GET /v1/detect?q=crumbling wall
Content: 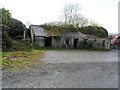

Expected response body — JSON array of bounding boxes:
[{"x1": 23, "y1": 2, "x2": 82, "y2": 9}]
[{"x1": 35, "y1": 37, "x2": 44, "y2": 47}]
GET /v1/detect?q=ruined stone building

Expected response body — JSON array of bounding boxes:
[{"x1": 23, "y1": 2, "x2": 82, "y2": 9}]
[{"x1": 28, "y1": 25, "x2": 111, "y2": 50}]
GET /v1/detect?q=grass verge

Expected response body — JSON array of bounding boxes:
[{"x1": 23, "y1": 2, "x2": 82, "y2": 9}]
[{"x1": 1, "y1": 50, "x2": 46, "y2": 71}]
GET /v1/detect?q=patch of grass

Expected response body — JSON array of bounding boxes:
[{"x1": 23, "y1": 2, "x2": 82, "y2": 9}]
[{"x1": 2, "y1": 50, "x2": 46, "y2": 71}]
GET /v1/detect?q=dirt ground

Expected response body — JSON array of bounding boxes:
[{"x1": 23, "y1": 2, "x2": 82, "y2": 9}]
[{"x1": 2, "y1": 50, "x2": 118, "y2": 88}]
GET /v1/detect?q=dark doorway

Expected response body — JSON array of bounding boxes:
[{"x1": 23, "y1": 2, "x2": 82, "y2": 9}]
[
  {"x1": 103, "y1": 40, "x2": 105, "y2": 47},
  {"x1": 74, "y1": 39, "x2": 78, "y2": 49},
  {"x1": 45, "y1": 37, "x2": 52, "y2": 47}
]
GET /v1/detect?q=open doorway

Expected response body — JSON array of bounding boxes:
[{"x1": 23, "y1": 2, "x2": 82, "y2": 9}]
[
  {"x1": 74, "y1": 39, "x2": 78, "y2": 49},
  {"x1": 45, "y1": 37, "x2": 52, "y2": 47}
]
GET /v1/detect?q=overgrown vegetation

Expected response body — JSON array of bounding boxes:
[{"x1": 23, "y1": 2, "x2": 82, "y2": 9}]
[
  {"x1": 40, "y1": 24, "x2": 108, "y2": 37},
  {"x1": 0, "y1": 8, "x2": 46, "y2": 70},
  {"x1": 1, "y1": 8, "x2": 31, "y2": 52},
  {"x1": 79, "y1": 26, "x2": 108, "y2": 37},
  {"x1": 1, "y1": 50, "x2": 45, "y2": 70}
]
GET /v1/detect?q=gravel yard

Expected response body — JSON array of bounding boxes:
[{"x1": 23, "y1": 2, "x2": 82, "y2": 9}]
[{"x1": 2, "y1": 50, "x2": 118, "y2": 88}]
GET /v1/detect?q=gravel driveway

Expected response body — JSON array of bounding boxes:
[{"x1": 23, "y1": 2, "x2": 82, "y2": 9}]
[{"x1": 2, "y1": 50, "x2": 118, "y2": 88}]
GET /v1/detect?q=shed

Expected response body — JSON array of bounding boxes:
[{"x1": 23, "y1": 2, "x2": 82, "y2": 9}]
[{"x1": 29, "y1": 25, "x2": 111, "y2": 49}]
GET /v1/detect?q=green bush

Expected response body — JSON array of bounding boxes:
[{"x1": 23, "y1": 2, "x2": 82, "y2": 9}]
[
  {"x1": 79, "y1": 26, "x2": 108, "y2": 37},
  {"x1": 32, "y1": 43, "x2": 42, "y2": 50},
  {"x1": 2, "y1": 30, "x2": 12, "y2": 52},
  {"x1": 10, "y1": 40, "x2": 32, "y2": 51}
]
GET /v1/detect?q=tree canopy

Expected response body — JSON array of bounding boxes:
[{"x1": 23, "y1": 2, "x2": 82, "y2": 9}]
[
  {"x1": 1, "y1": 8, "x2": 27, "y2": 51},
  {"x1": 1, "y1": 8, "x2": 26, "y2": 31}
]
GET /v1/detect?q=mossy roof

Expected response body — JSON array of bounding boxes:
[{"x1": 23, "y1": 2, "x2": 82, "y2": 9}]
[{"x1": 30, "y1": 25, "x2": 104, "y2": 39}]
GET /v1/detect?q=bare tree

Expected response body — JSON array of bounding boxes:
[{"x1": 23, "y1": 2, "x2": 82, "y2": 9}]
[
  {"x1": 71, "y1": 14, "x2": 89, "y2": 28},
  {"x1": 61, "y1": 3, "x2": 89, "y2": 28},
  {"x1": 62, "y1": 3, "x2": 80, "y2": 25},
  {"x1": 80, "y1": 16, "x2": 89, "y2": 27}
]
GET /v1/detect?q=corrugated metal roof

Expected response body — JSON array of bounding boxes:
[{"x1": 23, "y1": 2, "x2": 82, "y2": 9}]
[
  {"x1": 30, "y1": 25, "x2": 61, "y2": 37},
  {"x1": 30, "y1": 25, "x2": 47, "y2": 36},
  {"x1": 111, "y1": 35, "x2": 118, "y2": 44}
]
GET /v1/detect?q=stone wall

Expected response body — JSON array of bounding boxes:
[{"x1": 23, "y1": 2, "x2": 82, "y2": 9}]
[
  {"x1": 52, "y1": 37, "x2": 61, "y2": 48},
  {"x1": 35, "y1": 37, "x2": 44, "y2": 47},
  {"x1": 74, "y1": 38, "x2": 110, "y2": 50},
  {"x1": 34, "y1": 36, "x2": 110, "y2": 50}
]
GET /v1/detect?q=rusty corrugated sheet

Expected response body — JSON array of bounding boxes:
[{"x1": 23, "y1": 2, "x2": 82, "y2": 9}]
[{"x1": 111, "y1": 35, "x2": 118, "y2": 44}]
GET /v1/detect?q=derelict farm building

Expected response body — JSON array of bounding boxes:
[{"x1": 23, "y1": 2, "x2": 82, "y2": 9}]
[{"x1": 29, "y1": 25, "x2": 111, "y2": 49}]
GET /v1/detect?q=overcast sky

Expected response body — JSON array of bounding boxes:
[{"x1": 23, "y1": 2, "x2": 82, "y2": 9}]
[{"x1": 0, "y1": 0, "x2": 119, "y2": 33}]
